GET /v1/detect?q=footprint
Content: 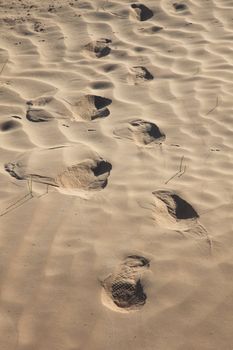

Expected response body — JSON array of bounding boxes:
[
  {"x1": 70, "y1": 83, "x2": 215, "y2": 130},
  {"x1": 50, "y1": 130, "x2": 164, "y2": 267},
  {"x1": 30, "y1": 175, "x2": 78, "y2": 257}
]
[
  {"x1": 148, "y1": 190, "x2": 213, "y2": 251},
  {"x1": 74, "y1": 95, "x2": 112, "y2": 121},
  {"x1": 5, "y1": 158, "x2": 112, "y2": 193},
  {"x1": 33, "y1": 21, "x2": 45, "y2": 32},
  {"x1": 128, "y1": 66, "x2": 154, "y2": 85},
  {"x1": 56, "y1": 159, "x2": 112, "y2": 191},
  {"x1": 152, "y1": 190, "x2": 199, "y2": 230},
  {"x1": 114, "y1": 119, "x2": 165, "y2": 146},
  {"x1": 101, "y1": 255, "x2": 150, "y2": 313},
  {"x1": 173, "y1": 3, "x2": 187, "y2": 11},
  {"x1": 26, "y1": 108, "x2": 54, "y2": 122},
  {"x1": 138, "y1": 26, "x2": 163, "y2": 34},
  {"x1": 84, "y1": 38, "x2": 111, "y2": 58},
  {"x1": 0, "y1": 120, "x2": 21, "y2": 132},
  {"x1": 131, "y1": 4, "x2": 154, "y2": 21}
]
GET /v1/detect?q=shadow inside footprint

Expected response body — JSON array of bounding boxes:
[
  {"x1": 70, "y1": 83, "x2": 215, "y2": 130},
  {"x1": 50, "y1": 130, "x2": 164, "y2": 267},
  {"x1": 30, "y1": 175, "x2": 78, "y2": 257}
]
[
  {"x1": 131, "y1": 3, "x2": 154, "y2": 21},
  {"x1": 173, "y1": 3, "x2": 187, "y2": 11},
  {"x1": 93, "y1": 96, "x2": 112, "y2": 109},
  {"x1": 171, "y1": 194, "x2": 199, "y2": 220},
  {"x1": 91, "y1": 160, "x2": 112, "y2": 177},
  {"x1": 153, "y1": 190, "x2": 199, "y2": 221}
]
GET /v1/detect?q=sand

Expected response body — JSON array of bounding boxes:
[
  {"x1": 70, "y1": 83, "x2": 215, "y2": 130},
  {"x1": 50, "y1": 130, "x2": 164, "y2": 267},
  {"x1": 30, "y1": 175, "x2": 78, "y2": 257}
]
[{"x1": 0, "y1": 0, "x2": 233, "y2": 349}]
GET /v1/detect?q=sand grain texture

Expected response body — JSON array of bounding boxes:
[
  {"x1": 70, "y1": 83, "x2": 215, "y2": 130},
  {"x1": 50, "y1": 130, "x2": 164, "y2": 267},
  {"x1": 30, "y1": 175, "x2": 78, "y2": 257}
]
[{"x1": 0, "y1": 0, "x2": 233, "y2": 349}]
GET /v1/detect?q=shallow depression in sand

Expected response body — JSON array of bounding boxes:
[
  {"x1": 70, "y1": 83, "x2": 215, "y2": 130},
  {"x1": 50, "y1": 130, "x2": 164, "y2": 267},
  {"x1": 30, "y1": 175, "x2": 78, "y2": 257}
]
[
  {"x1": 1, "y1": 0, "x2": 233, "y2": 348},
  {"x1": 114, "y1": 119, "x2": 165, "y2": 146},
  {"x1": 128, "y1": 66, "x2": 154, "y2": 85},
  {"x1": 26, "y1": 108, "x2": 54, "y2": 122},
  {"x1": 56, "y1": 159, "x2": 112, "y2": 191},
  {"x1": 152, "y1": 190, "x2": 199, "y2": 230},
  {"x1": 5, "y1": 159, "x2": 112, "y2": 193},
  {"x1": 71, "y1": 95, "x2": 112, "y2": 121},
  {"x1": 131, "y1": 3, "x2": 154, "y2": 21},
  {"x1": 84, "y1": 38, "x2": 112, "y2": 58},
  {"x1": 101, "y1": 255, "x2": 150, "y2": 313}
]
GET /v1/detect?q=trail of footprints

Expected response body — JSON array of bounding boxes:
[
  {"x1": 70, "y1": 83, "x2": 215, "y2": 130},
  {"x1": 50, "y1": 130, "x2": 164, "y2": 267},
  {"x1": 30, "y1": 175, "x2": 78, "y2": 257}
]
[{"x1": 2, "y1": 1, "x2": 212, "y2": 314}]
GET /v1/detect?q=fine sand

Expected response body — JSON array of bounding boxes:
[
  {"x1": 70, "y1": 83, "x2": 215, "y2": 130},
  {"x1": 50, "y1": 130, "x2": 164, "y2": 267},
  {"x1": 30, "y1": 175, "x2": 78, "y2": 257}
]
[{"x1": 0, "y1": 0, "x2": 233, "y2": 349}]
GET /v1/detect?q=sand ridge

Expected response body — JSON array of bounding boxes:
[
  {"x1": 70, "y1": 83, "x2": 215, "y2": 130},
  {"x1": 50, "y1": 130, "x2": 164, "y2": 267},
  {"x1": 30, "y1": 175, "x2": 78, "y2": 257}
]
[{"x1": 0, "y1": 0, "x2": 233, "y2": 349}]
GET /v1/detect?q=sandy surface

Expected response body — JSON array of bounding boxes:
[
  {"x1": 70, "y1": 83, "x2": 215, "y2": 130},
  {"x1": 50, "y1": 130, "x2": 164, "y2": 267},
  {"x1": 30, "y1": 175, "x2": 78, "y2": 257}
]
[{"x1": 0, "y1": 0, "x2": 233, "y2": 349}]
